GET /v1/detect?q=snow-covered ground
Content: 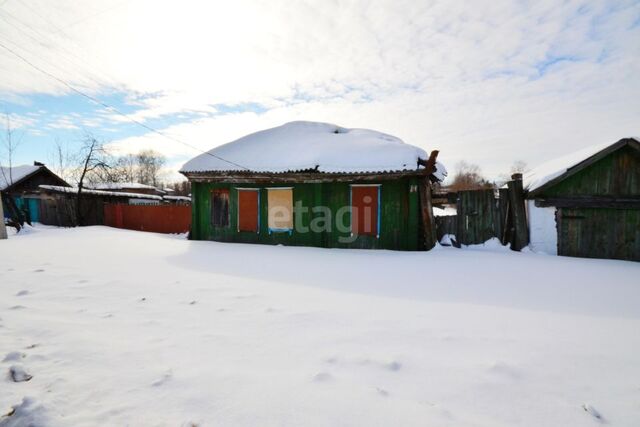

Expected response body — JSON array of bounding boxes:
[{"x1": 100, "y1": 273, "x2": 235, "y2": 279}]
[{"x1": 1, "y1": 226, "x2": 639, "y2": 426}]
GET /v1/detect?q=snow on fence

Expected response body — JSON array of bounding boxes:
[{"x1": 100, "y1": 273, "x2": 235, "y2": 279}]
[{"x1": 104, "y1": 204, "x2": 191, "y2": 234}]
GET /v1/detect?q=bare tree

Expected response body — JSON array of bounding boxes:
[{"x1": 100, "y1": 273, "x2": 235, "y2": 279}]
[
  {"x1": 510, "y1": 160, "x2": 528, "y2": 175},
  {"x1": 48, "y1": 138, "x2": 74, "y2": 184},
  {"x1": 166, "y1": 180, "x2": 191, "y2": 196},
  {"x1": 115, "y1": 153, "x2": 137, "y2": 182},
  {"x1": 497, "y1": 160, "x2": 530, "y2": 185},
  {"x1": 136, "y1": 149, "x2": 165, "y2": 186},
  {"x1": 448, "y1": 161, "x2": 493, "y2": 192},
  {"x1": 1, "y1": 113, "x2": 23, "y2": 187},
  {"x1": 75, "y1": 133, "x2": 109, "y2": 225}
]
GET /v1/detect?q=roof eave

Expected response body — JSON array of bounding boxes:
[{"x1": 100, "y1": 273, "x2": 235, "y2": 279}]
[
  {"x1": 180, "y1": 169, "x2": 431, "y2": 184},
  {"x1": 528, "y1": 138, "x2": 640, "y2": 198}
]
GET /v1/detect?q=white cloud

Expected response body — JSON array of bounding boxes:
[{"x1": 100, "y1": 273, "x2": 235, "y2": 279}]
[{"x1": 0, "y1": 0, "x2": 638, "y2": 179}]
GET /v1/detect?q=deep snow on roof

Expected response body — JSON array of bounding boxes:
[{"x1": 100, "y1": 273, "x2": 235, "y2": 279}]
[
  {"x1": 524, "y1": 137, "x2": 639, "y2": 192},
  {"x1": 0, "y1": 164, "x2": 41, "y2": 190},
  {"x1": 180, "y1": 121, "x2": 445, "y2": 178}
]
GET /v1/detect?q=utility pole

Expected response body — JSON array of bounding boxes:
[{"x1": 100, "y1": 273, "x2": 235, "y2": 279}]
[{"x1": 0, "y1": 194, "x2": 7, "y2": 239}]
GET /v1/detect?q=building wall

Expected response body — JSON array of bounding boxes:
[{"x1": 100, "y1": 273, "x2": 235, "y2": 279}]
[
  {"x1": 190, "y1": 177, "x2": 422, "y2": 250},
  {"x1": 532, "y1": 144, "x2": 640, "y2": 261}
]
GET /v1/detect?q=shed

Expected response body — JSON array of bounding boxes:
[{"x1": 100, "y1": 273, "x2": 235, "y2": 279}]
[
  {"x1": 180, "y1": 121, "x2": 446, "y2": 250},
  {"x1": 1, "y1": 162, "x2": 69, "y2": 224},
  {"x1": 525, "y1": 137, "x2": 640, "y2": 261}
]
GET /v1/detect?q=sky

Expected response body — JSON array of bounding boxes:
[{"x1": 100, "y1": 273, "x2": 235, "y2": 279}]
[{"x1": 0, "y1": 0, "x2": 638, "y2": 183}]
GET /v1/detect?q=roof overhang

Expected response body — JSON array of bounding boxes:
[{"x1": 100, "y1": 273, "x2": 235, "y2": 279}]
[
  {"x1": 181, "y1": 169, "x2": 431, "y2": 184},
  {"x1": 528, "y1": 137, "x2": 640, "y2": 198}
]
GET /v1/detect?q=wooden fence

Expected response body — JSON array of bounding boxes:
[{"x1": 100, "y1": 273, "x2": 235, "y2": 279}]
[
  {"x1": 104, "y1": 203, "x2": 191, "y2": 234},
  {"x1": 435, "y1": 175, "x2": 529, "y2": 250},
  {"x1": 39, "y1": 195, "x2": 105, "y2": 227}
]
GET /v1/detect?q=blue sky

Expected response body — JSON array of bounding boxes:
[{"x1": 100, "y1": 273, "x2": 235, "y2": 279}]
[{"x1": 0, "y1": 0, "x2": 638, "y2": 182}]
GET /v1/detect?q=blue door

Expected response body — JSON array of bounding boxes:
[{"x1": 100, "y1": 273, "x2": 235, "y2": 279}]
[{"x1": 27, "y1": 198, "x2": 40, "y2": 223}]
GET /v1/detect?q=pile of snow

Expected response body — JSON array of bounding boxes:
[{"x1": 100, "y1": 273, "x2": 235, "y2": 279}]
[
  {"x1": 180, "y1": 121, "x2": 447, "y2": 180},
  {"x1": 1, "y1": 227, "x2": 639, "y2": 426},
  {"x1": 39, "y1": 185, "x2": 163, "y2": 201},
  {"x1": 524, "y1": 137, "x2": 639, "y2": 192},
  {"x1": 163, "y1": 195, "x2": 191, "y2": 202},
  {"x1": 0, "y1": 165, "x2": 41, "y2": 190},
  {"x1": 433, "y1": 205, "x2": 457, "y2": 216}
]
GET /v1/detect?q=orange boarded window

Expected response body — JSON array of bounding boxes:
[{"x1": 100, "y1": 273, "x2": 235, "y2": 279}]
[
  {"x1": 237, "y1": 189, "x2": 260, "y2": 232},
  {"x1": 351, "y1": 185, "x2": 380, "y2": 236}
]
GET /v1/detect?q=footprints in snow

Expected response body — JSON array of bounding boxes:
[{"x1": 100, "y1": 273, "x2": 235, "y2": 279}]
[
  {"x1": 151, "y1": 370, "x2": 173, "y2": 387},
  {"x1": 582, "y1": 404, "x2": 605, "y2": 423},
  {"x1": 312, "y1": 372, "x2": 333, "y2": 382},
  {"x1": 8, "y1": 365, "x2": 33, "y2": 382},
  {"x1": 487, "y1": 361, "x2": 522, "y2": 381},
  {"x1": 314, "y1": 355, "x2": 403, "y2": 397},
  {"x1": 3, "y1": 346, "x2": 39, "y2": 383},
  {"x1": 2, "y1": 352, "x2": 25, "y2": 362}
]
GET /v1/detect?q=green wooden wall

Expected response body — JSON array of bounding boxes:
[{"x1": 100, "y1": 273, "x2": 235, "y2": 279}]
[
  {"x1": 543, "y1": 145, "x2": 640, "y2": 197},
  {"x1": 538, "y1": 145, "x2": 640, "y2": 261},
  {"x1": 190, "y1": 177, "x2": 422, "y2": 250},
  {"x1": 557, "y1": 208, "x2": 640, "y2": 261}
]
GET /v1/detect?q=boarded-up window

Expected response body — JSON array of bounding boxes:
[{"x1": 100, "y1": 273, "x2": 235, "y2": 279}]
[
  {"x1": 351, "y1": 185, "x2": 380, "y2": 236},
  {"x1": 237, "y1": 189, "x2": 260, "y2": 232},
  {"x1": 267, "y1": 188, "x2": 293, "y2": 233},
  {"x1": 211, "y1": 189, "x2": 229, "y2": 227}
]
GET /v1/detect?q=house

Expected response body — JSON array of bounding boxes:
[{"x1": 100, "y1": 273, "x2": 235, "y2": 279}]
[
  {"x1": 180, "y1": 121, "x2": 446, "y2": 250},
  {"x1": 1, "y1": 162, "x2": 69, "y2": 224},
  {"x1": 525, "y1": 137, "x2": 640, "y2": 262}
]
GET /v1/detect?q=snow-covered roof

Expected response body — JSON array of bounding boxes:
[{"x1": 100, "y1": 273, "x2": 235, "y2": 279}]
[
  {"x1": 163, "y1": 195, "x2": 191, "y2": 202},
  {"x1": 180, "y1": 121, "x2": 446, "y2": 180},
  {"x1": 0, "y1": 164, "x2": 41, "y2": 190},
  {"x1": 89, "y1": 182, "x2": 160, "y2": 191},
  {"x1": 525, "y1": 137, "x2": 639, "y2": 193},
  {"x1": 39, "y1": 185, "x2": 163, "y2": 200}
]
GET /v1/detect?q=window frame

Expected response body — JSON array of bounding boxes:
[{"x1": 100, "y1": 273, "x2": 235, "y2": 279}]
[
  {"x1": 236, "y1": 188, "x2": 261, "y2": 233},
  {"x1": 349, "y1": 184, "x2": 381, "y2": 238}
]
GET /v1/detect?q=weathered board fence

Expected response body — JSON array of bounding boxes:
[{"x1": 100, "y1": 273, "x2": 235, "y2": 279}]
[
  {"x1": 104, "y1": 204, "x2": 191, "y2": 234},
  {"x1": 39, "y1": 195, "x2": 104, "y2": 227},
  {"x1": 435, "y1": 175, "x2": 529, "y2": 251}
]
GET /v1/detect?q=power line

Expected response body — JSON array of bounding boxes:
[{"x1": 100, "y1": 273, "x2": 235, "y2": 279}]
[
  {"x1": 0, "y1": 40, "x2": 250, "y2": 171},
  {"x1": 0, "y1": 7, "x2": 117, "y2": 88}
]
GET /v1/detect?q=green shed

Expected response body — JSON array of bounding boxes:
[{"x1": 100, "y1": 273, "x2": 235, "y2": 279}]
[
  {"x1": 180, "y1": 121, "x2": 446, "y2": 251},
  {"x1": 526, "y1": 137, "x2": 640, "y2": 262}
]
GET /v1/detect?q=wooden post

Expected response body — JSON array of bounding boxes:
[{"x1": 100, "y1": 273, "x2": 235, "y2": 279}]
[
  {"x1": 418, "y1": 177, "x2": 436, "y2": 250},
  {"x1": 417, "y1": 150, "x2": 439, "y2": 250},
  {"x1": 507, "y1": 173, "x2": 529, "y2": 251},
  {"x1": 0, "y1": 192, "x2": 7, "y2": 239}
]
